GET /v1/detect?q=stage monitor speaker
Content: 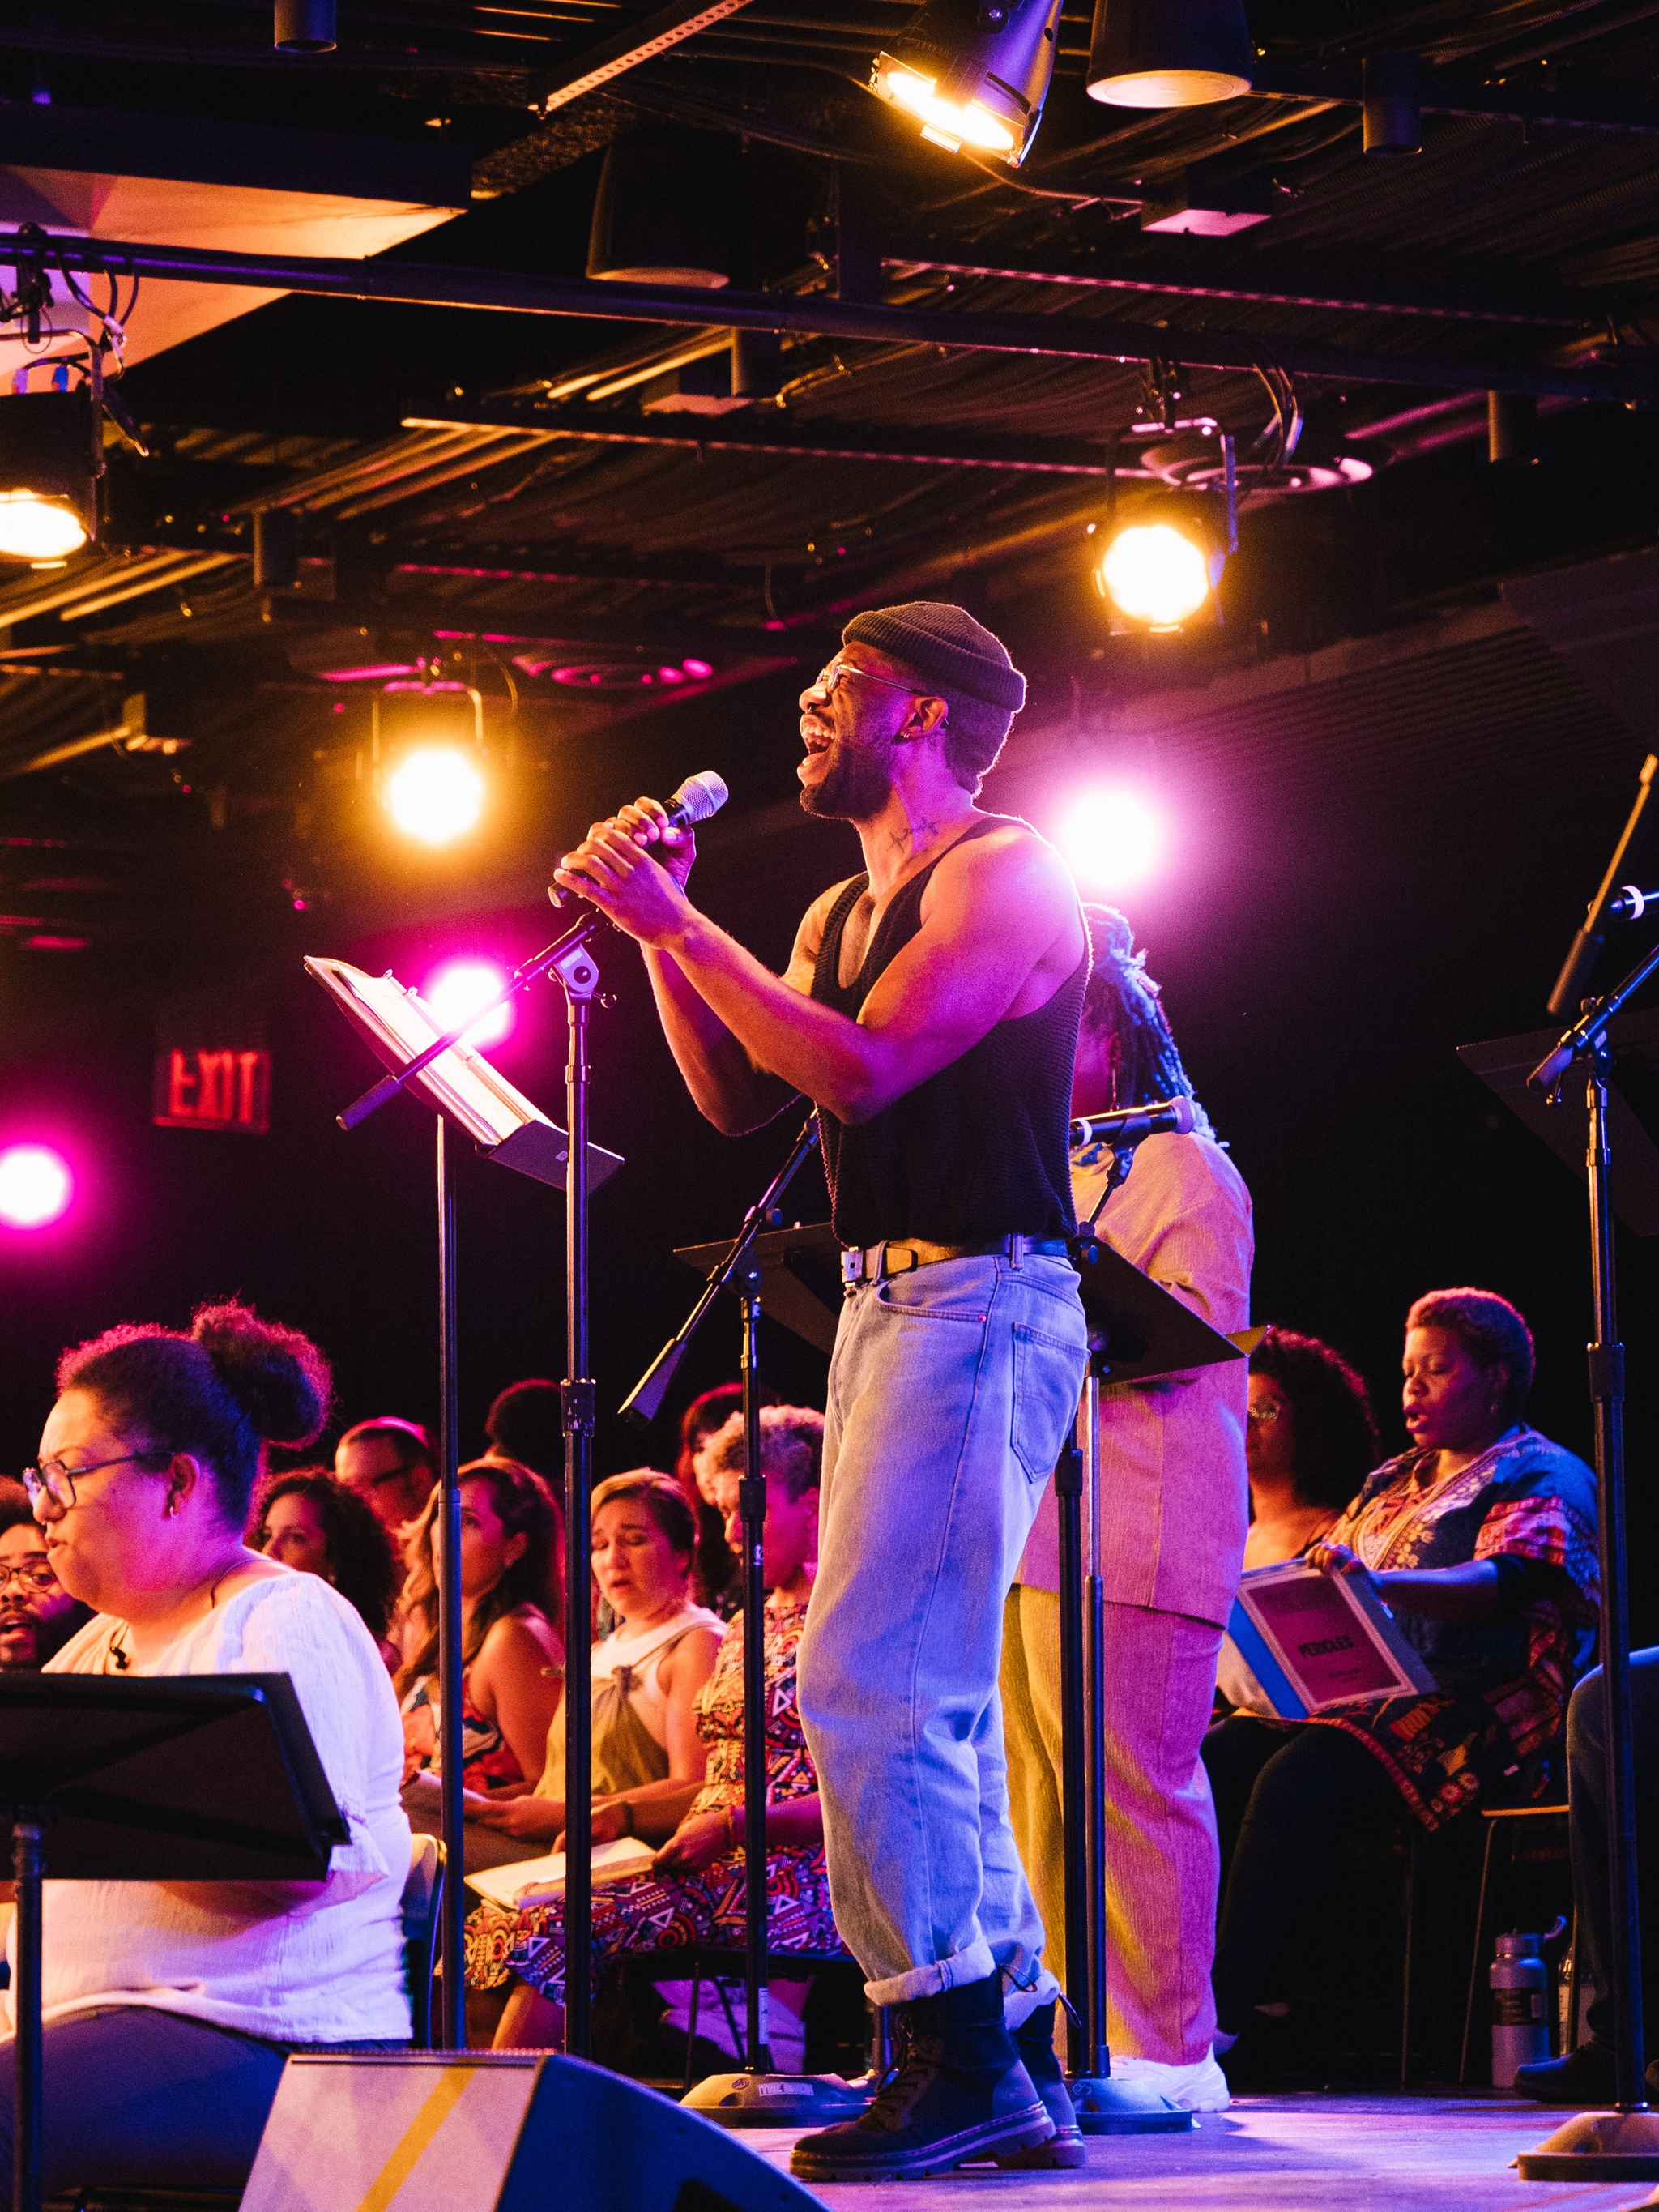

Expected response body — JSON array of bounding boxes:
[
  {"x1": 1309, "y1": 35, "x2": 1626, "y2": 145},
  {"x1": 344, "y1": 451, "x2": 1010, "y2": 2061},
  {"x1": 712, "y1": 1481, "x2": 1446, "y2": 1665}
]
[{"x1": 241, "y1": 2051, "x2": 825, "y2": 2212}]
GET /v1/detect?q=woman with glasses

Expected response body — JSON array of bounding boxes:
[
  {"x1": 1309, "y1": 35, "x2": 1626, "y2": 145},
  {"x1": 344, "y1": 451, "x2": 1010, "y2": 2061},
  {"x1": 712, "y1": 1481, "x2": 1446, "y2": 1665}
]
[
  {"x1": 0, "y1": 1482, "x2": 90, "y2": 1669},
  {"x1": 13, "y1": 1300, "x2": 413, "y2": 2197},
  {"x1": 1240, "y1": 1328, "x2": 1380, "y2": 1573}
]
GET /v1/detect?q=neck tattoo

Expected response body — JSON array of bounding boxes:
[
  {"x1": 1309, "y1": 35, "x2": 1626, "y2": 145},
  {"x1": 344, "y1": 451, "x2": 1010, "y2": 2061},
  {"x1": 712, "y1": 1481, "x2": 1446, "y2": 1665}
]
[{"x1": 889, "y1": 815, "x2": 942, "y2": 853}]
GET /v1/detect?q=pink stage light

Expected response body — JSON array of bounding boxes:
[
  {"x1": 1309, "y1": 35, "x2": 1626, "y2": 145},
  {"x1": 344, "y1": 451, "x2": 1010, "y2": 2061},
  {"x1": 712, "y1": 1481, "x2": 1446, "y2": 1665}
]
[
  {"x1": 1058, "y1": 788, "x2": 1165, "y2": 891},
  {"x1": 0, "y1": 1144, "x2": 73, "y2": 1229},
  {"x1": 423, "y1": 960, "x2": 513, "y2": 1049}
]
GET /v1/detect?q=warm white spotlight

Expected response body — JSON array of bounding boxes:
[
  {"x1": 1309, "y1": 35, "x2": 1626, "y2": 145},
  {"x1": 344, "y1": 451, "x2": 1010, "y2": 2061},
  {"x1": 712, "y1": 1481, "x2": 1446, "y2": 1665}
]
[
  {"x1": 0, "y1": 1144, "x2": 73, "y2": 1230},
  {"x1": 385, "y1": 746, "x2": 485, "y2": 844},
  {"x1": 1098, "y1": 522, "x2": 1213, "y2": 629},
  {"x1": 876, "y1": 59, "x2": 1020, "y2": 153},
  {"x1": 0, "y1": 494, "x2": 87, "y2": 562},
  {"x1": 1060, "y1": 791, "x2": 1165, "y2": 890},
  {"x1": 424, "y1": 960, "x2": 513, "y2": 1049}
]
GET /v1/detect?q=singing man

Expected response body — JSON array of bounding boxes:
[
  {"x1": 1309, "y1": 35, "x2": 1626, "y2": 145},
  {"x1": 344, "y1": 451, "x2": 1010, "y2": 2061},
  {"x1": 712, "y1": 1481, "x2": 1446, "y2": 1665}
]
[{"x1": 553, "y1": 602, "x2": 1089, "y2": 2181}]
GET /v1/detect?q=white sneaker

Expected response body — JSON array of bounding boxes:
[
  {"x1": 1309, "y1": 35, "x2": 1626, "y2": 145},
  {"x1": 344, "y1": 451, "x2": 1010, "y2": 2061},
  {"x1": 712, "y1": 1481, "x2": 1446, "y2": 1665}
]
[{"x1": 1105, "y1": 2052, "x2": 1231, "y2": 2112}]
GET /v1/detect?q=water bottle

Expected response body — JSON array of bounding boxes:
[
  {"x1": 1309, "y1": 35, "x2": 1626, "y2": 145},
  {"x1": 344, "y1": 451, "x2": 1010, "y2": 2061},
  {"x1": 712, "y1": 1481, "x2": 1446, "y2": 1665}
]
[{"x1": 1491, "y1": 1931, "x2": 1550, "y2": 2086}]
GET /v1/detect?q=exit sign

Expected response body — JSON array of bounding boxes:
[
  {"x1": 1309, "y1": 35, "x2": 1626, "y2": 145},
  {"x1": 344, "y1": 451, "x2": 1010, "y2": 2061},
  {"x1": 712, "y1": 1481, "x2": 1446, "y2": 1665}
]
[{"x1": 153, "y1": 1048, "x2": 271, "y2": 1134}]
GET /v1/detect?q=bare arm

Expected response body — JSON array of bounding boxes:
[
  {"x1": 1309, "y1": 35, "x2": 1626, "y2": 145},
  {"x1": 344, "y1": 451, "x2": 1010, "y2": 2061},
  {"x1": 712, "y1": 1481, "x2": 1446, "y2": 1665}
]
[
  {"x1": 469, "y1": 1615, "x2": 565, "y2": 1787},
  {"x1": 641, "y1": 882, "x2": 842, "y2": 1134},
  {"x1": 556, "y1": 809, "x2": 1082, "y2": 1125},
  {"x1": 1311, "y1": 1544, "x2": 1505, "y2": 1624}
]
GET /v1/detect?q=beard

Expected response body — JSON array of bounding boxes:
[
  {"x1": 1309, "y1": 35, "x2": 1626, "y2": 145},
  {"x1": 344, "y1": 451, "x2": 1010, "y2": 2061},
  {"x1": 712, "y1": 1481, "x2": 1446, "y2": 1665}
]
[{"x1": 800, "y1": 729, "x2": 897, "y2": 821}]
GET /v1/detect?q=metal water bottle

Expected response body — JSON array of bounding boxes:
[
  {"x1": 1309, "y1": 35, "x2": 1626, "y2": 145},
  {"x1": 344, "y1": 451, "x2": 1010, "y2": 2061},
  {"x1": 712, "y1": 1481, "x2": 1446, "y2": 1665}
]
[{"x1": 1491, "y1": 1931, "x2": 1550, "y2": 2085}]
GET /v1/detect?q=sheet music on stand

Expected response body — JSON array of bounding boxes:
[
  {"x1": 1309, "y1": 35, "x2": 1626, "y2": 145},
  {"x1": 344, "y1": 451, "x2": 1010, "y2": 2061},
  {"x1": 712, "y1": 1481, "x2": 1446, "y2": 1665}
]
[{"x1": 305, "y1": 956, "x2": 622, "y2": 1194}]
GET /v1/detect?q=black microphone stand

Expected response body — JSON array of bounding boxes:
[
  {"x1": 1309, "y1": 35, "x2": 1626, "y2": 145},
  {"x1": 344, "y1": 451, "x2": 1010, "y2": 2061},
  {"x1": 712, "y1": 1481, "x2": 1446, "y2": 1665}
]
[
  {"x1": 624, "y1": 1117, "x2": 868, "y2": 2128},
  {"x1": 334, "y1": 901, "x2": 614, "y2": 2057},
  {"x1": 1520, "y1": 928, "x2": 1659, "y2": 2180}
]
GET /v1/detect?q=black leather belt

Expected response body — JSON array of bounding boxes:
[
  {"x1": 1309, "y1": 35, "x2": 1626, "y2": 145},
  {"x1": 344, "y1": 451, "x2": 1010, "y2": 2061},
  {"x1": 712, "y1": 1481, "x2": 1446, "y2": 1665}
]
[{"x1": 840, "y1": 1233, "x2": 1073, "y2": 1292}]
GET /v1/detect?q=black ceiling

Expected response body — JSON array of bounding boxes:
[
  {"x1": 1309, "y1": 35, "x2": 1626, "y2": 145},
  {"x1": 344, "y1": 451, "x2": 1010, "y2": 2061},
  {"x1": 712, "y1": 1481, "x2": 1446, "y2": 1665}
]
[{"x1": 4, "y1": 0, "x2": 1659, "y2": 1036}]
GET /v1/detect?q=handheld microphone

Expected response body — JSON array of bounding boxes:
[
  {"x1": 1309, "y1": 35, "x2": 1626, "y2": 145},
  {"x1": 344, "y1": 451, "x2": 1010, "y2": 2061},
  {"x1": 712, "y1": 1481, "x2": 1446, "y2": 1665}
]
[
  {"x1": 548, "y1": 771, "x2": 728, "y2": 908},
  {"x1": 1070, "y1": 1095, "x2": 1196, "y2": 1150},
  {"x1": 1608, "y1": 884, "x2": 1659, "y2": 922}
]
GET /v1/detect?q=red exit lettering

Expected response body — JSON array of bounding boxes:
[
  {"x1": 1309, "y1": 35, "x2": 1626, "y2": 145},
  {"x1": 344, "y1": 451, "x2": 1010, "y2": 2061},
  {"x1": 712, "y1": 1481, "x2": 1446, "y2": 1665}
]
[{"x1": 154, "y1": 1048, "x2": 271, "y2": 1134}]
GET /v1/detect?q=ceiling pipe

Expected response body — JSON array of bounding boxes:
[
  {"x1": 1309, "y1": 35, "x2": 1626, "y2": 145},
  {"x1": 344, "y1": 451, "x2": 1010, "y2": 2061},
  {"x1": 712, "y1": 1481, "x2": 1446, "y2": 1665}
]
[{"x1": 30, "y1": 232, "x2": 1656, "y2": 405}]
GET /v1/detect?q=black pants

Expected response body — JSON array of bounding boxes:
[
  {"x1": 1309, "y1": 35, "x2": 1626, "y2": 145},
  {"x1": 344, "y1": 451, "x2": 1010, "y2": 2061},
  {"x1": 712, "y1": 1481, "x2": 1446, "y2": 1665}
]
[
  {"x1": 1202, "y1": 1715, "x2": 1404, "y2": 2036},
  {"x1": 1567, "y1": 1649, "x2": 1659, "y2": 2051}
]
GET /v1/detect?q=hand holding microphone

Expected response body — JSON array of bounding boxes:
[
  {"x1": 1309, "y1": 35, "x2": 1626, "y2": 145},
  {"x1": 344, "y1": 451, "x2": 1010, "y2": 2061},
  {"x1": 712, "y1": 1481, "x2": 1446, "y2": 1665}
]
[{"x1": 551, "y1": 770, "x2": 728, "y2": 943}]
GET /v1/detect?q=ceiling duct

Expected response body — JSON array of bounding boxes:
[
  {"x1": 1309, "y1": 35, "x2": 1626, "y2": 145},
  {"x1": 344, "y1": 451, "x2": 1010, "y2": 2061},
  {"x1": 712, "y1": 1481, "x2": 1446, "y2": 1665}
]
[{"x1": 586, "y1": 130, "x2": 741, "y2": 289}]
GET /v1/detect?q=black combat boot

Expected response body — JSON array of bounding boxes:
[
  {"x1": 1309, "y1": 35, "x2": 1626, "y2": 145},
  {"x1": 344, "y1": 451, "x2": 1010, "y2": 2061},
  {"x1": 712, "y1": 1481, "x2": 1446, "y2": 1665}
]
[
  {"x1": 789, "y1": 1972, "x2": 1053, "y2": 2183},
  {"x1": 1000, "y1": 2001, "x2": 1086, "y2": 2167}
]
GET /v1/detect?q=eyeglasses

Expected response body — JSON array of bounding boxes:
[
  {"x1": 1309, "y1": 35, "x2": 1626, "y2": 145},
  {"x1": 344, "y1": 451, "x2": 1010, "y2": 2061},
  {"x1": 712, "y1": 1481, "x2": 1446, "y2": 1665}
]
[
  {"x1": 807, "y1": 660, "x2": 931, "y2": 702},
  {"x1": 21, "y1": 1450, "x2": 168, "y2": 1510},
  {"x1": 0, "y1": 1561, "x2": 59, "y2": 1594},
  {"x1": 1246, "y1": 1403, "x2": 1283, "y2": 1428}
]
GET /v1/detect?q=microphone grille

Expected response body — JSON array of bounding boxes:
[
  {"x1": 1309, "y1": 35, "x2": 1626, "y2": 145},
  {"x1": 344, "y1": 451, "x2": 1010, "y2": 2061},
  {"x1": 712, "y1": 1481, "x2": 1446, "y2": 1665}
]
[
  {"x1": 673, "y1": 770, "x2": 729, "y2": 826},
  {"x1": 1170, "y1": 1095, "x2": 1196, "y2": 1135}
]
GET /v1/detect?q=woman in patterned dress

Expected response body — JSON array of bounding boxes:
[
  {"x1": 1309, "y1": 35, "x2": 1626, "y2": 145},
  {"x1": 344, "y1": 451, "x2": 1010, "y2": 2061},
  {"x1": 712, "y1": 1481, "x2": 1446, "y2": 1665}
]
[
  {"x1": 467, "y1": 1407, "x2": 846, "y2": 2051},
  {"x1": 1204, "y1": 1287, "x2": 1597, "y2": 2053}
]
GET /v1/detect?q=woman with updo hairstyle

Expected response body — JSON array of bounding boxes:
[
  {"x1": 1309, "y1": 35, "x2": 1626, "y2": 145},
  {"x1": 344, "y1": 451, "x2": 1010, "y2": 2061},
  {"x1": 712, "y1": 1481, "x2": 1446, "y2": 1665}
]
[
  {"x1": 18, "y1": 1300, "x2": 413, "y2": 2196},
  {"x1": 1203, "y1": 1287, "x2": 1598, "y2": 2077},
  {"x1": 249, "y1": 1467, "x2": 402, "y2": 1669}
]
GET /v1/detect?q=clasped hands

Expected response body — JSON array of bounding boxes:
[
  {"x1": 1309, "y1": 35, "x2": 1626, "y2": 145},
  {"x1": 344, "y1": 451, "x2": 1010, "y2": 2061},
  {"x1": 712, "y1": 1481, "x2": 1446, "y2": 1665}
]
[
  {"x1": 552, "y1": 797, "x2": 698, "y2": 949},
  {"x1": 468, "y1": 1790, "x2": 736, "y2": 1873}
]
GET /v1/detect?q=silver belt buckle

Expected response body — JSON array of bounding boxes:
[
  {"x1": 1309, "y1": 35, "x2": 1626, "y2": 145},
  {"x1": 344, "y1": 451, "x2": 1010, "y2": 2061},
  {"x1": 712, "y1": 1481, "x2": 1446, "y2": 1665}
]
[{"x1": 840, "y1": 1246, "x2": 864, "y2": 1294}]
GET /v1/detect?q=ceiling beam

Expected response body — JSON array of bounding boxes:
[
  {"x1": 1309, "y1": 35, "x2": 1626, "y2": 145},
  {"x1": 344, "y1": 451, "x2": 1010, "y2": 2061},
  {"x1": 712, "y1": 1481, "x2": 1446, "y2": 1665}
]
[
  {"x1": 526, "y1": 0, "x2": 755, "y2": 116},
  {"x1": 1249, "y1": 62, "x2": 1659, "y2": 136},
  {"x1": 881, "y1": 237, "x2": 1606, "y2": 330},
  {"x1": 402, "y1": 403, "x2": 1120, "y2": 473},
  {"x1": 35, "y1": 233, "x2": 1657, "y2": 405}
]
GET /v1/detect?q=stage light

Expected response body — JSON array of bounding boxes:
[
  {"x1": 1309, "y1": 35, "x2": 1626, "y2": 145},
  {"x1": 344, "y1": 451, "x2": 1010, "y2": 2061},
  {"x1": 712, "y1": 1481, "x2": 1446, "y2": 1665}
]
[
  {"x1": 385, "y1": 746, "x2": 485, "y2": 844},
  {"x1": 871, "y1": 0, "x2": 1065, "y2": 166},
  {"x1": 424, "y1": 960, "x2": 513, "y2": 1049},
  {"x1": 1097, "y1": 520, "x2": 1214, "y2": 629},
  {"x1": 0, "y1": 1144, "x2": 72, "y2": 1230},
  {"x1": 275, "y1": 0, "x2": 336, "y2": 51},
  {"x1": 586, "y1": 129, "x2": 740, "y2": 287},
  {"x1": 1086, "y1": 0, "x2": 1253, "y2": 107},
  {"x1": 0, "y1": 392, "x2": 97, "y2": 563},
  {"x1": 1060, "y1": 790, "x2": 1164, "y2": 890}
]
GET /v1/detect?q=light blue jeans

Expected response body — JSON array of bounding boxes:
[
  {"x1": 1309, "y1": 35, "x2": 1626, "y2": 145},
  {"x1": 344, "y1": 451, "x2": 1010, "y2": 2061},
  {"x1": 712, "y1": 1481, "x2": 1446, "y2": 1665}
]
[{"x1": 796, "y1": 1250, "x2": 1088, "y2": 2013}]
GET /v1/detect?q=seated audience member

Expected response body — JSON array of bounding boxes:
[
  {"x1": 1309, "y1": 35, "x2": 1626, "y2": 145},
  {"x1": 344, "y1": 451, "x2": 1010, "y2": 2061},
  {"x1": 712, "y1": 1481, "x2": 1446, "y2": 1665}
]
[
  {"x1": 675, "y1": 1384, "x2": 744, "y2": 1617},
  {"x1": 1204, "y1": 1289, "x2": 1597, "y2": 2069},
  {"x1": 249, "y1": 1467, "x2": 403, "y2": 1671},
  {"x1": 464, "y1": 1471, "x2": 722, "y2": 1873},
  {"x1": 399, "y1": 1458, "x2": 564, "y2": 1843},
  {"x1": 0, "y1": 1479, "x2": 92, "y2": 1669},
  {"x1": 1515, "y1": 1655, "x2": 1659, "y2": 2103},
  {"x1": 12, "y1": 1300, "x2": 412, "y2": 2195},
  {"x1": 467, "y1": 1405, "x2": 838, "y2": 2053},
  {"x1": 1243, "y1": 1327, "x2": 1380, "y2": 1568},
  {"x1": 335, "y1": 1416, "x2": 436, "y2": 1542}
]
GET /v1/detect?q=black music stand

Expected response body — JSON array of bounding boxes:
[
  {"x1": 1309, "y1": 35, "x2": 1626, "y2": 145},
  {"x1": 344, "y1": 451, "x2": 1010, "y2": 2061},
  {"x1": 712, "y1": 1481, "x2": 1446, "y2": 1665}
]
[
  {"x1": 309, "y1": 952, "x2": 623, "y2": 2052},
  {"x1": 0, "y1": 1672, "x2": 347, "y2": 2212},
  {"x1": 623, "y1": 1146, "x2": 864, "y2": 2130},
  {"x1": 1056, "y1": 1228, "x2": 1243, "y2": 2133}
]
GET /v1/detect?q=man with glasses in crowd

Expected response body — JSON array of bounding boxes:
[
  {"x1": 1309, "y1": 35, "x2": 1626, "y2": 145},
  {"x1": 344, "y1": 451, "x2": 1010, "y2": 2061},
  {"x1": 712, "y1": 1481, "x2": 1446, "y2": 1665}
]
[
  {"x1": 0, "y1": 1480, "x2": 90, "y2": 1669},
  {"x1": 334, "y1": 1416, "x2": 436, "y2": 1543},
  {"x1": 554, "y1": 602, "x2": 1090, "y2": 2182}
]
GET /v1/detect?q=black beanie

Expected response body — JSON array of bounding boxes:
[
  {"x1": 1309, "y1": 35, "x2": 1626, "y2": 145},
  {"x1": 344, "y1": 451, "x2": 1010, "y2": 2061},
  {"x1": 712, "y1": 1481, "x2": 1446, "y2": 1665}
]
[{"x1": 841, "y1": 602, "x2": 1026, "y2": 792}]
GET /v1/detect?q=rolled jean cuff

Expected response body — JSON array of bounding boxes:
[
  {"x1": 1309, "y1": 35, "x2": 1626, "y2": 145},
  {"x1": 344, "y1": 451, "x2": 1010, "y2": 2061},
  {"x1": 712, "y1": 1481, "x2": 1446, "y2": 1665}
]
[
  {"x1": 1002, "y1": 1963, "x2": 1062, "y2": 2029},
  {"x1": 864, "y1": 1937, "x2": 996, "y2": 2009}
]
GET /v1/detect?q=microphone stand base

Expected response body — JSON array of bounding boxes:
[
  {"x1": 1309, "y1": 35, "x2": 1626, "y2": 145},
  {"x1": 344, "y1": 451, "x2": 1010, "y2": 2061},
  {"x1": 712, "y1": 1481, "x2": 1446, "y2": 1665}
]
[
  {"x1": 1518, "y1": 2107, "x2": 1659, "y2": 2180},
  {"x1": 1068, "y1": 2072, "x2": 1195, "y2": 2134},
  {"x1": 682, "y1": 2070, "x2": 872, "y2": 2129}
]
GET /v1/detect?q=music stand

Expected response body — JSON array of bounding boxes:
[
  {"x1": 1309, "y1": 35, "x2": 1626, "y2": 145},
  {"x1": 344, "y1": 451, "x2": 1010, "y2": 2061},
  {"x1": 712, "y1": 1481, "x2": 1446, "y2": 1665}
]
[
  {"x1": 0, "y1": 1672, "x2": 347, "y2": 2212},
  {"x1": 1052, "y1": 1232, "x2": 1242, "y2": 2133},
  {"x1": 309, "y1": 954, "x2": 623, "y2": 2052}
]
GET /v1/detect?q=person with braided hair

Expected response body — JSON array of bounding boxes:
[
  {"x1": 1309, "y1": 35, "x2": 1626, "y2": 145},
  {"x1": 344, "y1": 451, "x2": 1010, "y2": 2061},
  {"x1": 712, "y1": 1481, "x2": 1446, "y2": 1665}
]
[{"x1": 1001, "y1": 905, "x2": 1253, "y2": 2115}]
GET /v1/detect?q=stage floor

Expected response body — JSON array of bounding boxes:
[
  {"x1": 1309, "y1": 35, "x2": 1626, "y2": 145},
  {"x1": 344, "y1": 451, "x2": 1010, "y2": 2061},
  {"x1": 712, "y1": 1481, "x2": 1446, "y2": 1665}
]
[{"x1": 743, "y1": 2090, "x2": 1655, "y2": 2210}]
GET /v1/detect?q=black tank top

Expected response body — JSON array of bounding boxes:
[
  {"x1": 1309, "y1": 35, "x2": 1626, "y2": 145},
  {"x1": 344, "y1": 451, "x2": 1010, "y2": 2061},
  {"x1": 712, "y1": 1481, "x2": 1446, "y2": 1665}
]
[{"x1": 809, "y1": 815, "x2": 1087, "y2": 1247}]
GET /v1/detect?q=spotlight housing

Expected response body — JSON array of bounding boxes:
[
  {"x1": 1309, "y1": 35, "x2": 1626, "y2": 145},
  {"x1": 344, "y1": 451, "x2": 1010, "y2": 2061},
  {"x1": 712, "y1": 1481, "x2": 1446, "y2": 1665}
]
[
  {"x1": 871, "y1": 0, "x2": 1065, "y2": 167},
  {"x1": 275, "y1": 0, "x2": 336, "y2": 52},
  {"x1": 373, "y1": 682, "x2": 488, "y2": 846},
  {"x1": 1094, "y1": 497, "x2": 1230, "y2": 630},
  {"x1": 0, "y1": 391, "x2": 96, "y2": 563},
  {"x1": 1086, "y1": 0, "x2": 1253, "y2": 108},
  {"x1": 586, "y1": 130, "x2": 740, "y2": 288}
]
